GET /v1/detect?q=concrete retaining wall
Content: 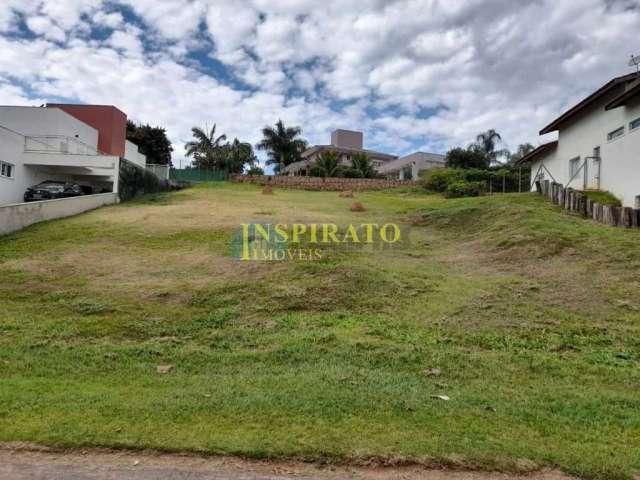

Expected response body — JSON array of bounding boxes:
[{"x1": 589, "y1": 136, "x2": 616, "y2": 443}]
[
  {"x1": 0, "y1": 193, "x2": 118, "y2": 236},
  {"x1": 231, "y1": 175, "x2": 416, "y2": 191}
]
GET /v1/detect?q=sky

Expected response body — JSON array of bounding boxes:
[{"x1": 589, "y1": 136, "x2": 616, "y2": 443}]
[{"x1": 0, "y1": 0, "x2": 639, "y2": 169}]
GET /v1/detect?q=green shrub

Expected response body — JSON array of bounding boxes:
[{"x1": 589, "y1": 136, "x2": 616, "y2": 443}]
[
  {"x1": 423, "y1": 167, "x2": 530, "y2": 197},
  {"x1": 444, "y1": 180, "x2": 485, "y2": 198},
  {"x1": 341, "y1": 167, "x2": 364, "y2": 178},
  {"x1": 423, "y1": 169, "x2": 465, "y2": 192}
]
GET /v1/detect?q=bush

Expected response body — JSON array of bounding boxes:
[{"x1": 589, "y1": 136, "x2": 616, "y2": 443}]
[
  {"x1": 341, "y1": 167, "x2": 364, "y2": 178},
  {"x1": 422, "y1": 167, "x2": 530, "y2": 197},
  {"x1": 444, "y1": 180, "x2": 485, "y2": 198},
  {"x1": 423, "y1": 169, "x2": 465, "y2": 192}
]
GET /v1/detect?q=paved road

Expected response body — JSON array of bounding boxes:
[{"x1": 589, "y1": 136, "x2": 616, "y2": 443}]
[{"x1": 0, "y1": 447, "x2": 574, "y2": 480}]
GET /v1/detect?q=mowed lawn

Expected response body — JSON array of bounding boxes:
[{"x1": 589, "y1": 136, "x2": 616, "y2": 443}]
[{"x1": 1, "y1": 183, "x2": 639, "y2": 480}]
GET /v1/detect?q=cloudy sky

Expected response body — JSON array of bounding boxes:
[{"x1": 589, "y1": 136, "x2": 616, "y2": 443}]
[{"x1": 1, "y1": 0, "x2": 639, "y2": 168}]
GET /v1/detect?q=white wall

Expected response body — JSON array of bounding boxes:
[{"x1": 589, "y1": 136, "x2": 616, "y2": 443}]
[
  {"x1": 0, "y1": 127, "x2": 58, "y2": 205},
  {"x1": 124, "y1": 140, "x2": 147, "y2": 168},
  {"x1": 0, "y1": 106, "x2": 99, "y2": 147},
  {"x1": 530, "y1": 86, "x2": 640, "y2": 207},
  {"x1": 0, "y1": 193, "x2": 118, "y2": 236},
  {"x1": 379, "y1": 151, "x2": 445, "y2": 180}
]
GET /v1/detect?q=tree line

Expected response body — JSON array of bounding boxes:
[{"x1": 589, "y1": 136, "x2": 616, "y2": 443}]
[
  {"x1": 445, "y1": 129, "x2": 535, "y2": 169},
  {"x1": 126, "y1": 117, "x2": 535, "y2": 178}
]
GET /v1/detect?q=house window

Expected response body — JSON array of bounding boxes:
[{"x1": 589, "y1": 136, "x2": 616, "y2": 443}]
[
  {"x1": 630, "y1": 117, "x2": 640, "y2": 131},
  {"x1": 0, "y1": 161, "x2": 14, "y2": 179},
  {"x1": 569, "y1": 157, "x2": 581, "y2": 178},
  {"x1": 607, "y1": 126, "x2": 624, "y2": 141}
]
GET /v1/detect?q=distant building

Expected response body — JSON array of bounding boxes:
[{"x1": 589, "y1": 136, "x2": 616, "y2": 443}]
[
  {"x1": 517, "y1": 72, "x2": 640, "y2": 207},
  {"x1": 378, "y1": 151, "x2": 445, "y2": 180},
  {"x1": 282, "y1": 129, "x2": 443, "y2": 179},
  {"x1": 282, "y1": 129, "x2": 397, "y2": 176},
  {"x1": 0, "y1": 104, "x2": 149, "y2": 205}
]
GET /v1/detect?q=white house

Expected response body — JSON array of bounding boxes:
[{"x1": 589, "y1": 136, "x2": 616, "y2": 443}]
[
  {"x1": 518, "y1": 72, "x2": 640, "y2": 207},
  {"x1": 0, "y1": 104, "x2": 148, "y2": 206},
  {"x1": 378, "y1": 151, "x2": 445, "y2": 180}
]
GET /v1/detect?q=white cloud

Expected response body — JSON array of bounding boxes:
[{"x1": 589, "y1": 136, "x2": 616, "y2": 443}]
[
  {"x1": 92, "y1": 10, "x2": 124, "y2": 29},
  {"x1": 26, "y1": 16, "x2": 67, "y2": 42},
  {"x1": 0, "y1": 0, "x2": 639, "y2": 168}
]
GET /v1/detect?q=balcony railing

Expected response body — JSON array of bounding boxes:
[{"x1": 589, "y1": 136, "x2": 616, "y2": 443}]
[{"x1": 24, "y1": 135, "x2": 100, "y2": 155}]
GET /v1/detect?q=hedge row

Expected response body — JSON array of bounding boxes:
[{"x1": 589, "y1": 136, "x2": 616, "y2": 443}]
[{"x1": 422, "y1": 168, "x2": 530, "y2": 198}]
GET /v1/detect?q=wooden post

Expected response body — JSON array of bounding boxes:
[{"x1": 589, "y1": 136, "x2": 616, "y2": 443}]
[
  {"x1": 518, "y1": 167, "x2": 522, "y2": 193},
  {"x1": 623, "y1": 207, "x2": 633, "y2": 228}
]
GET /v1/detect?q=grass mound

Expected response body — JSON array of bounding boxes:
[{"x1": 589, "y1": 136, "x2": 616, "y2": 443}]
[
  {"x1": 583, "y1": 190, "x2": 622, "y2": 206},
  {"x1": 414, "y1": 193, "x2": 640, "y2": 262},
  {"x1": 1, "y1": 184, "x2": 639, "y2": 480}
]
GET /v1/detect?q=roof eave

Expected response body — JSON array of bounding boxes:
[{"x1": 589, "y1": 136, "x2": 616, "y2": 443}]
[
  {"x1": 515, "y1": 141, "x2": 558, "y2": 165},
  {"x1": 538, "y1": 73, "x2": 639, "y2": 135}
]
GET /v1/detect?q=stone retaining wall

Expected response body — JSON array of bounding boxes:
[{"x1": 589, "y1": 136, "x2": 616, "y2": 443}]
[{"x1": 231, "y1": 175, "x2": 416, "y2": 191}]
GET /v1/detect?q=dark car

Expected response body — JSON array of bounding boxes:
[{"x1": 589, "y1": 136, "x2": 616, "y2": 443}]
[{"x1": 24, "y1": 181, "x2": 85, "y2": 202}]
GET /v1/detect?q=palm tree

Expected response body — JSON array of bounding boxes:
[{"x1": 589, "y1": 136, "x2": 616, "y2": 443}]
[
  {"x1": 475, "y1": 129, "x2": 508, "y2": 165},
  {"x1": 508, "y1": 143, "x2": 536, "y2": 165},
  {"x1": 185, "y1": 124, "x2": 227, "y2": 169},
  {"x1": 351, "y1": 152, "x2": 376, "y2": 178},
  {"x1": 256, "y1": 120, "x2": 307, "y2": 174},
  {"x1": 312, "y1": 150, "x2": 341, "y2": 178},
  {"x1": 223, "y1": 138, "x2": 257, "y2": 174}
]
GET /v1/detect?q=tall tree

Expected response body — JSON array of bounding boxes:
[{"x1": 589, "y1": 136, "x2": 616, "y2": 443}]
[
  {"x1": 184, "y1": 124, "x2": 227, "y2": 170},
  {"x1": 222, "y1": 138, "x2": 257, "y2": 174},
  {"x1": 475, "y1": 129, "x2": 509, "y2": 165},
  {"x1": 351, "y1": 152, "x2": 376, "y2": 178},
  {"x1": 126, "y1": 121, "x2": 173, "y2": 166},
  {"x1": 445, "y1": 146, "x2": 490, "y2": 169},
  {"x1": 256, "y1": 120, "x2": 307, "y2": 174},
  {"x1": 508, "y1": 143, "x2": 536, "y2": 164}
]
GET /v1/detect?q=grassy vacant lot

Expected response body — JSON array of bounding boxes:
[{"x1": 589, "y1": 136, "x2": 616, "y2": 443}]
[{"x1": 0, "y1": 183, "x2": 639, "y2": 479}]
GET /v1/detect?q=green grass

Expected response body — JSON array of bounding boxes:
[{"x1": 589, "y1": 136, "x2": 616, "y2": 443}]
[
  {"x1": 0, "y1": 183, "x2": 639, "y2": 479},
  {"x1": 583, "y1": 190, "x2": 622, "y2": 207}
]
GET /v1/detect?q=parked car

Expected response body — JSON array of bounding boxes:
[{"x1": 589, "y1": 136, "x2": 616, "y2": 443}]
[{"x1": 24, "y1": 181, "x2": 85, "y2": 202}]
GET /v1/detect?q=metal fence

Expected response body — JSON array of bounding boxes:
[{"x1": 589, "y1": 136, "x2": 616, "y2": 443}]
[
  {"x1": 169, "y1": 169, "x2": 227, "y2": 182},
  {"x1": 146, "y1": 164, "x2": 170, "y2": 181}
]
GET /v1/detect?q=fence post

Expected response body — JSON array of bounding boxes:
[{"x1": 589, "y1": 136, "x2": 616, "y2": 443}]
[
  {"x1": 518, "y1": 167, "x2": 522, "y2": 193},
  {"x1": 622, "y1": 207, "x2": 633, "y2": 228}
]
